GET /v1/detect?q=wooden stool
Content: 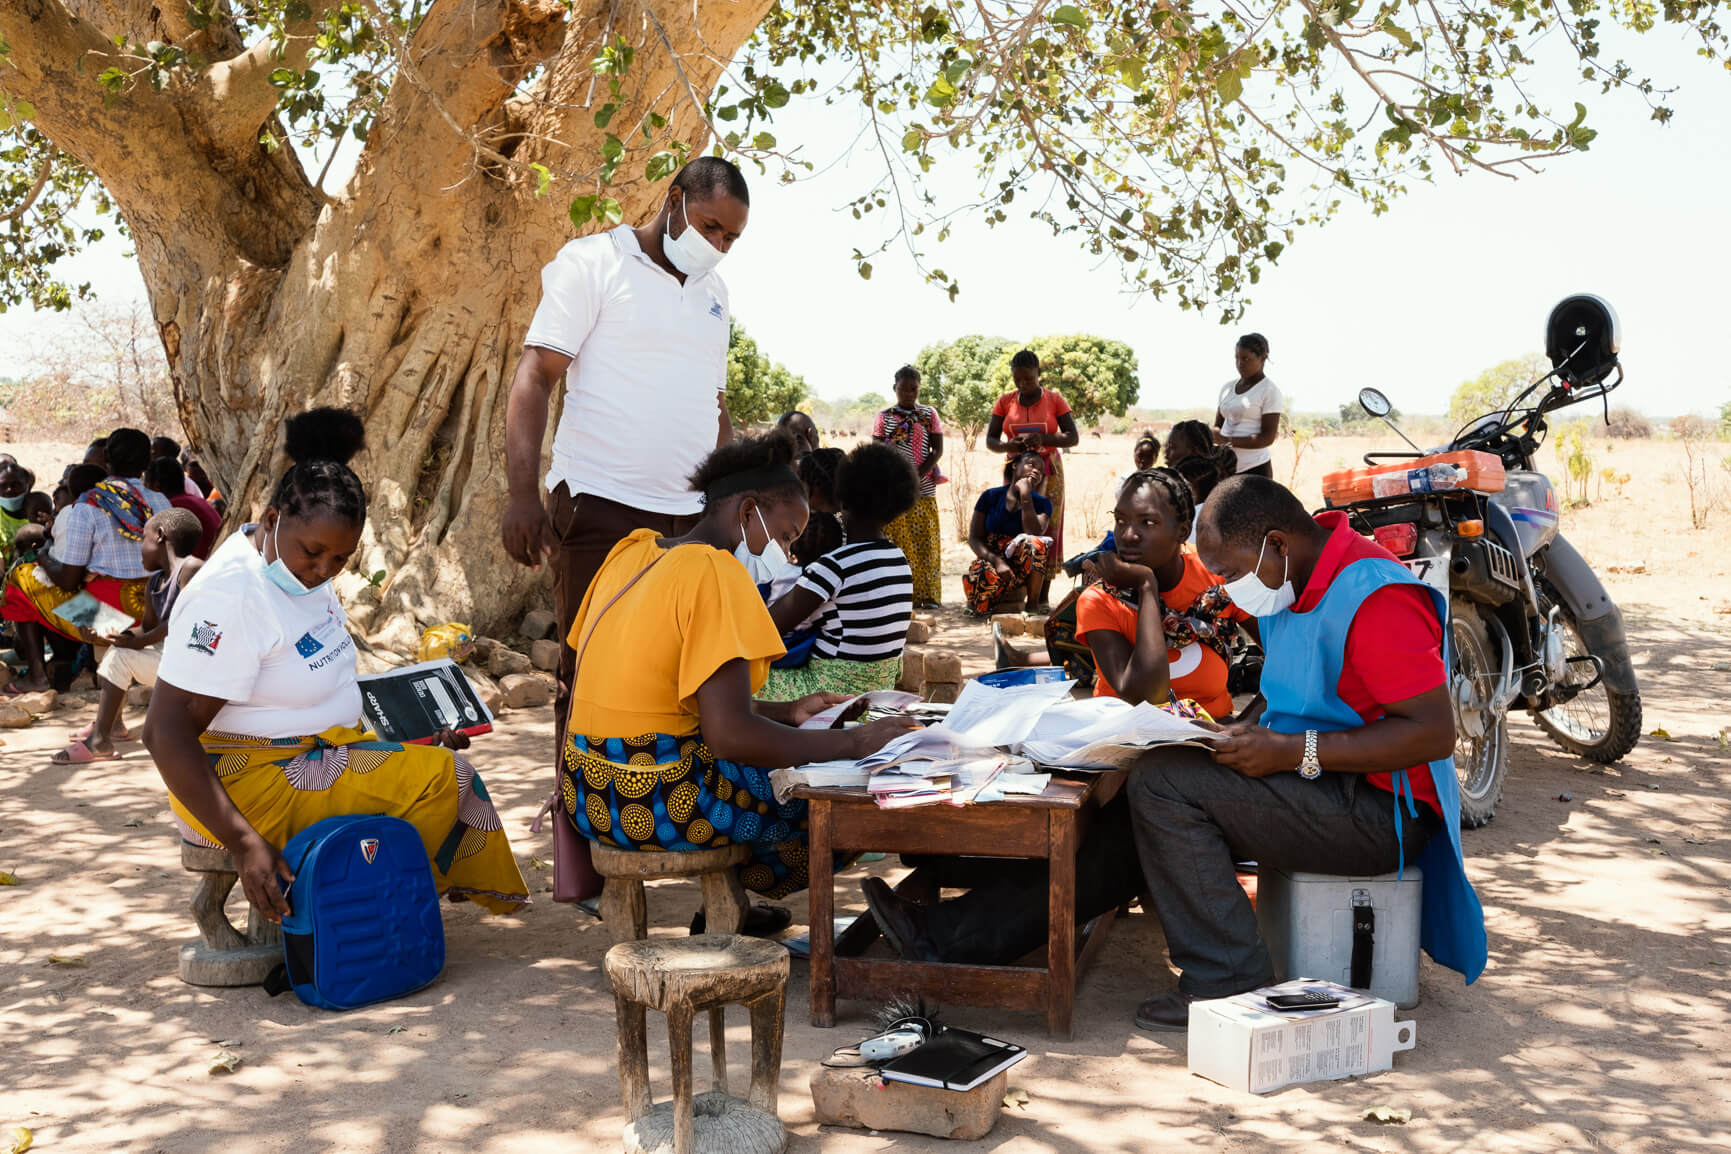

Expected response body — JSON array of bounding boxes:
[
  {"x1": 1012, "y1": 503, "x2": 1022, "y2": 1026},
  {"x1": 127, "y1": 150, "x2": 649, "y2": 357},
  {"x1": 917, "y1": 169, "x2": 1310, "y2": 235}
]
[
  {"x1": 590, "y1": 841, "x2": 751, "y2": 945},
  {"x1": 605, "y1": 935, "x2": 789, "y2": 1154},
  {"x1": 178, "y1": 841, "x2": 283, "y2": 986}
]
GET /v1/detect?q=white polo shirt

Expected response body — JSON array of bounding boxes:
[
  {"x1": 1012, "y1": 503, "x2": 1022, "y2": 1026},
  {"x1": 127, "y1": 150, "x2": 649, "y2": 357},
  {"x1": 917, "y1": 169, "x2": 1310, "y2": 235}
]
[{"x1": 525, "y1": 225, "x2": 730, "y2": 516}]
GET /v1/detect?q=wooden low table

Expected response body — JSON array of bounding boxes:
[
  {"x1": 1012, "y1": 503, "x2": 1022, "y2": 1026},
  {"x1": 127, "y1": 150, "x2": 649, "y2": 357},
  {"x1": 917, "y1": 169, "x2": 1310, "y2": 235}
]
[{"x1": 796, "y1": 771, "x2": 1125, "y2": 1039}]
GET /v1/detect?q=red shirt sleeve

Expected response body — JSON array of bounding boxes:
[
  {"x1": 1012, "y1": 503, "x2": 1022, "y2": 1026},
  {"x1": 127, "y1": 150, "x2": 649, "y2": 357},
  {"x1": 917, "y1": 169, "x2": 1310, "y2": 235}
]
[
  {"x1": 1047, "y1": 390, "x2": 1071, "y2": 417},
  {"x1": 1343, "y1": 585, "x2": 1446, "y2": 706},
  {"x1": 991, "y1": 394, "x2": 1012, "y2": 418}
]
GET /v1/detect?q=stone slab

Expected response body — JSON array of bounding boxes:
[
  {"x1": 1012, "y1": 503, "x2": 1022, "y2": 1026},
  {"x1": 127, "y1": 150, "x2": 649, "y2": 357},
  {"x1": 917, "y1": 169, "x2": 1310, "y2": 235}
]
[{"x1": 810, "y1": 1065, "x2": 1006, "y2": 1141}]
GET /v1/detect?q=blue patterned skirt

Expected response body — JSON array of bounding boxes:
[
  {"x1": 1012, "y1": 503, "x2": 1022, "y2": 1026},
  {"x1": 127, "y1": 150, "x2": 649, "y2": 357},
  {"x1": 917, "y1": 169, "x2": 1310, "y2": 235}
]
[{"x1": 561, "y1": 731, "x2": 810, "y2": 899}]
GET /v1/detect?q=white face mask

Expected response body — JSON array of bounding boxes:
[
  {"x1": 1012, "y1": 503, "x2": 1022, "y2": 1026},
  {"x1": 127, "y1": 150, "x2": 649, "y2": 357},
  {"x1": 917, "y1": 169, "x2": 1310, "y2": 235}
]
[
  {"x1": 1222, "y1": 534, "x2": 1296, "y2": 617},
  {"x1": 663, "y1": 196, "x2": 726, "y2": 277},
  {"x1": 734, "y1": 506, "x2": 794, "y2": 586}
]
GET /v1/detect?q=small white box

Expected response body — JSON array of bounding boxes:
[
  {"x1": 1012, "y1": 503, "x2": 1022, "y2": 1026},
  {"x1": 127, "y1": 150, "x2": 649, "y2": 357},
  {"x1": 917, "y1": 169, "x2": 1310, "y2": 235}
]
[
  {"x1": 1256, "y1": 867, "x2": 1424, "y2": 1008},
  {"x1": 1187, "y1": 980, "x2": 1417, "y2": 1095}
]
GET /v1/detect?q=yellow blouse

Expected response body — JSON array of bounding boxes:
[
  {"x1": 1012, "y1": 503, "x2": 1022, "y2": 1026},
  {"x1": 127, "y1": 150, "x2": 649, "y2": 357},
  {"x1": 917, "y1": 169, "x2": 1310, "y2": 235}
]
[{"x1": 566, "y1": 529, "x2": 785, "y2": 738}]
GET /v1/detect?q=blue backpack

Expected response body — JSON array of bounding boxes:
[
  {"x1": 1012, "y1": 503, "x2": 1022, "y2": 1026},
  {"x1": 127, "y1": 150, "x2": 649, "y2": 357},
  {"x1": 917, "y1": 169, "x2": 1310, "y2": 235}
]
[{"x1": 266, "y1": 814, "x2": 445, "y2": 1010}]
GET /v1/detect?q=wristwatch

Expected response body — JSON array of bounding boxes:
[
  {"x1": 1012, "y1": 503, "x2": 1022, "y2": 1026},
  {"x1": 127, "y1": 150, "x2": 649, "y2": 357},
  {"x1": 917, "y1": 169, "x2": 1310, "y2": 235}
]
[{"x1": 1297, "y1": 730, "x2": 1323, "y2": 780}]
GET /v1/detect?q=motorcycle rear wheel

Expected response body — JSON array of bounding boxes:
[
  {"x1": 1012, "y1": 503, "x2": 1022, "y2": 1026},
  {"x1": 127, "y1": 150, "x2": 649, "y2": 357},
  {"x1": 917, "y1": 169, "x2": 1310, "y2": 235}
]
[
  {"x1": 1450, "y1": 597, "x2": 1509, "y2": 828},
  {"x1": 1532, "y1": 594, "x2": 1642, "y2": 764}
]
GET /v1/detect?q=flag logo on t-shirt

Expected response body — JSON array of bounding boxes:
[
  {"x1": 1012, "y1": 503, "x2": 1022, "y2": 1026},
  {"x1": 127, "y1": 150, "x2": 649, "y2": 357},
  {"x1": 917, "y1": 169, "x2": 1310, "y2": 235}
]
[
  {"x1": 295, "y1": 631, "x2": 325, "y2": 658},
  {"x1": 359, "y1": 838, "x2": 380, "y2": 865},
  {"x1": 708, "y1": 296, "x2": 724, "y2": 319},
  {"x1": 188, "y1": 621, "x2": 222, "y2": 655}
]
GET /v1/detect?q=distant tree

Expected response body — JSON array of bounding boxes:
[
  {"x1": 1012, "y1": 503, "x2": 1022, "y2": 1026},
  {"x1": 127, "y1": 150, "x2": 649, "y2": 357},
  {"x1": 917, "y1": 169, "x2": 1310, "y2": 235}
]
[
  {"x1": 726, "y1": 321, "x2": 808, "y2": 426},
  {"x1": 914, "y1": 334, "x2": 1015, "y2": 449},
  {"x1": 1339, "y1": 400, "x2": 1400, "y2": 427},
  {"x1": 1450, "y1": 354, "x2": 1551, "y2": 427},
  {"x1": 988, "y1": 334, "x2": 1140, "y2": 428},
  {"x1": 1605, "y1": 406, "x2": 1652, "y2": 439},
  {"x1": 1720, "y1": 399, "x2": 1731, "y2": 439}
]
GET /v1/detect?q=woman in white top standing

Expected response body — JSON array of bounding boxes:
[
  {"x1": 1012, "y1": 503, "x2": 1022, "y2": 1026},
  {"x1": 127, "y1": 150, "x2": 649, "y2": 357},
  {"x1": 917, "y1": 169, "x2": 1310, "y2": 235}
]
[
  {"x1": 1212, "y1": 333, "x2": 1284, "y2": 478},
  {"x1": 143, "y1": 409, "x2": 528, "y2": 923}
]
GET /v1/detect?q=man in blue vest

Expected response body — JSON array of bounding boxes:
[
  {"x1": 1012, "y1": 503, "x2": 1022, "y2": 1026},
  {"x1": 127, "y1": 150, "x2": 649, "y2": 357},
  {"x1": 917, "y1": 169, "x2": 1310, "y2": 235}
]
[{"x1": 1128, "y1": 474, "x2": 1487, "y2": 1031}]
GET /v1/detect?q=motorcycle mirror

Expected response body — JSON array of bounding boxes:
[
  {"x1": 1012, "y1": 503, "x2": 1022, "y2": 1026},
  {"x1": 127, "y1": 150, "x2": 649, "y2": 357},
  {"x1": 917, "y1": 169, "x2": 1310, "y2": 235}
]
[{"x1": 1358, "y1": 388, "x2": 1394, "y2": 418}]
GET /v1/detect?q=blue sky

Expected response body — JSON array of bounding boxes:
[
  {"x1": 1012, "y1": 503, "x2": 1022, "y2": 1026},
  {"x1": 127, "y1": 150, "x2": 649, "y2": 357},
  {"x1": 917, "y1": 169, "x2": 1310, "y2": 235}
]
[{"x1": 2, "y1": 22, "x2": 1725, "y2": 420}]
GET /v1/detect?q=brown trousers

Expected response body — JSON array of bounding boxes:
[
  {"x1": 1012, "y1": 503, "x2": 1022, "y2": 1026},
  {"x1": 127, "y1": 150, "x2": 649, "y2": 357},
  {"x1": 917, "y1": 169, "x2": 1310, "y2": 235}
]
[{"x1": 543, "y1": 484, "x2": 701, "y2": 901}]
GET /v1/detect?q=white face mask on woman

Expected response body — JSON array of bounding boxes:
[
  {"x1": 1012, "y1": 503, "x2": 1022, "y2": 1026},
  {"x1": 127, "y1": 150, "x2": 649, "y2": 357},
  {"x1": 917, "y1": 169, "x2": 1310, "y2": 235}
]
[
  {"x1": 734, "y1": 505, "x2": 794, "y2": 586},
  {"x1": 1221, "y1": 533, "x2": 1296, "y2": 617},
  {"x1": 663, "y1": 196, "x2": 726, "y2": 277}
]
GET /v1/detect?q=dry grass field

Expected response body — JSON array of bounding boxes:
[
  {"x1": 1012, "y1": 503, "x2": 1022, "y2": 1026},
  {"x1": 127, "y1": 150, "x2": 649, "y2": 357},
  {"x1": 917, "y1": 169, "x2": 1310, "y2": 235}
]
[{"x1": 3, "y1": 429, "x2": 1729, "y2": 1152}]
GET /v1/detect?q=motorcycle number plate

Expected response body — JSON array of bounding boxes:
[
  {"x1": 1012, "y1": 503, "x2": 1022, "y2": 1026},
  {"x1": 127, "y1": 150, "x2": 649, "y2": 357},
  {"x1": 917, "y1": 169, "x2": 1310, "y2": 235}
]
[{"x1": 1404, "y1": 550, "x2": 1451, "y2": 596}]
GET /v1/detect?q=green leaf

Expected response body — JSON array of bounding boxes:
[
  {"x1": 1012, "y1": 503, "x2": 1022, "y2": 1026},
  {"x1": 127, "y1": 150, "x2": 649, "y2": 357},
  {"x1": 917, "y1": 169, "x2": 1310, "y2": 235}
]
[
  {"x1": 1216, "y1": 69, "x2": 1243, "y2": 104},
  {"x1": 596, "y1": 197, "x2": 623, "y2": 225},
  {"x1": 594, "y1": 103, "x2": 617, "y2": 130},
  {"x1": 268, "y1": 68, "x2": 297, "y2": 88},
  {"x1": 857, "y1": 261, "x2": 873, "y2": 280},
  {"x1": 0, "y1": 110, "x2": 10, "y2": 132},
  {"x1": 1383, "y1": 22, "x2": 1414, "y2": 50},
  {"x1": 716, "y1": 102, "x2": 738, "y2": 122},
  {"x1": 530, "y1": 163, "x2": 552, "y2": 198},
  {"x1": 762, "y1": 82, "x2": 790, "y2": 109},
  {"x1": 568, "y1": 195, "x2": 596, "y2": 228},
  {"x1": 1051, "y1": 5, "x2": 1089, "y2": 29},
  {"x1": 901, "y1": 128, "x2": 924, "y2": 152},
  {"x1": 601, "y1": 133, "x2": 623, "y2": 161},
  {"x1": 924, "y1": 75, "x2": 957, "y2": 107},
  {"x1": 751, "y1": 131, "x2": 776, "y2": 150},
  {"x1": 644, "y1": 151, "x2": 677, "y2": 182},
  {"x1": 13, "y1": 100, "x2": 34, "y2": 121}
]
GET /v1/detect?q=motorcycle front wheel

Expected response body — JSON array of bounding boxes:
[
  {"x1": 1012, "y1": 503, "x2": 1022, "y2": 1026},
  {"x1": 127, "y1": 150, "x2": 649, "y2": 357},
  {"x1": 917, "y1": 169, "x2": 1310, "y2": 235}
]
[
  {"x1": 1450, "y1": 597, "x2": 1510, "y2": 829},
  {"x1": 1532, "y1": 590, "x2": 1643, "y2": 764}
]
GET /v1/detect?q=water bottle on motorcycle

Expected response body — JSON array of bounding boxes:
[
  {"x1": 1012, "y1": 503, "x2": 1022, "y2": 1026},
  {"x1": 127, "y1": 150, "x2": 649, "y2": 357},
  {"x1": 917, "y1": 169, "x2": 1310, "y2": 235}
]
[{"x1": 1371, "y1": 463, "x2": 1468, "y2": 498}]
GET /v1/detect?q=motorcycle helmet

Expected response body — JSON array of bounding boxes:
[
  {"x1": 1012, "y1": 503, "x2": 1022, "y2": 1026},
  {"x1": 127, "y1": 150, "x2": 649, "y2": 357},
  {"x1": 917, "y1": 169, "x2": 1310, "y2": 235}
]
[{"x1": 1545, "y1": 294, "x2": 1620, "y2": 387}]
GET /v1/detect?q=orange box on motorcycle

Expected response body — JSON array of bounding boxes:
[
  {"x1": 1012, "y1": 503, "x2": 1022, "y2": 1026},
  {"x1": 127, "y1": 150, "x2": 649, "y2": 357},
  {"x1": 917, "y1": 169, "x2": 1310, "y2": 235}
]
[{"x1": 1321, "y1": 450, "x2": 1505, "y2": 507}]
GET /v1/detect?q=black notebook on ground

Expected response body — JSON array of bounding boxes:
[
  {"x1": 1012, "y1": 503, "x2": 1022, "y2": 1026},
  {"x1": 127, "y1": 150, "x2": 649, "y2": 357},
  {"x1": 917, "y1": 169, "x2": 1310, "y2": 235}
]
[
  {"x1": 879, "y1": 1027, "x2": 1027, "y2": 1092},
  {"x1": 358, "y1": 658, "x2": 494, "y2": 744}
]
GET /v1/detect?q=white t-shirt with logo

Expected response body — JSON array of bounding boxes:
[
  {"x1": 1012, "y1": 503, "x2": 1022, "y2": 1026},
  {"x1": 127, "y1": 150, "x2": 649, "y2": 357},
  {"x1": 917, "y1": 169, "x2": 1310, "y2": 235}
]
[
  {"x1": 524, "y1": 224, "x2": 730, "y2": 516},
  {"x1": 157, "y1": 527, "x2": 362, "y2": 739},
  {"x1": 1217, "y1": 377, "x2": 1285, "y2": 471}
]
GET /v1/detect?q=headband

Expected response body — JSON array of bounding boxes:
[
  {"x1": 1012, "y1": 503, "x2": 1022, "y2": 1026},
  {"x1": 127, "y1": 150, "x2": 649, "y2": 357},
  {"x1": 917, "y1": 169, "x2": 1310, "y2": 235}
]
[
  {"x1": 704, "y1": 463, "x2": 802, "y2": 502},
  {"x1": 1135, "y1": 434, "x2": 1158, "y2": 445}
]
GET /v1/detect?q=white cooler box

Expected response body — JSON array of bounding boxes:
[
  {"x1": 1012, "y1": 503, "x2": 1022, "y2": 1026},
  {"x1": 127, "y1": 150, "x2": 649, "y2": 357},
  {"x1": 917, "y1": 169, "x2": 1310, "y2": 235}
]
[
  {"x1": 1255, "y1": 867, "x2": 1423, "y2": 1008},
  {"x1": 1188, "y1": 980, "x2": 1417, "y2": 1094}
]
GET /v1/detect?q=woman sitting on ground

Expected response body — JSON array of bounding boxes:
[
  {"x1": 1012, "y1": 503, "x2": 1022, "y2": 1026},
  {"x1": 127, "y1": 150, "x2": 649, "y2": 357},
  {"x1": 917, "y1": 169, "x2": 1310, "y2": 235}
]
[
  {"x1": 143, "y1": 409, "x2": 528, "y2": 921},
  {"x1": 2, "y1": 429, "x2": 173, "y2": 695},
  {"x1": 1077, "y1": 468, "x2": 1249, "y2": 721},
  {"x1": 962, "y1": 451, "x2": 1052, "y2": 616},
  {"x1": 763, "y1": 442, "x2": 917, "y2": 700},
  {"x1": 561, "y1": 431, "x2": 919, "y2": 899},
  {"x1": 53, "y1": 509, "x2": 204, "y2": 764}
]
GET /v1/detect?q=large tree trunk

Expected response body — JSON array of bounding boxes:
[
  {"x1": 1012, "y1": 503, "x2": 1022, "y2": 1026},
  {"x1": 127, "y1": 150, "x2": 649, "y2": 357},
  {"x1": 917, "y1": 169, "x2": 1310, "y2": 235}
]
[{"x1": 0, "y1": 0, "x2": 773, "y2": 646}]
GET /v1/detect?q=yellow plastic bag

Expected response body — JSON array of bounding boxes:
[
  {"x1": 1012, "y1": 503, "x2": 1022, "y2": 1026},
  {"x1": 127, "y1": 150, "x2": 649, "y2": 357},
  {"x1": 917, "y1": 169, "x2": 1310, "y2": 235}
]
[{"x1": 416, "y1": 623, "x2": 475, "y2": 664}]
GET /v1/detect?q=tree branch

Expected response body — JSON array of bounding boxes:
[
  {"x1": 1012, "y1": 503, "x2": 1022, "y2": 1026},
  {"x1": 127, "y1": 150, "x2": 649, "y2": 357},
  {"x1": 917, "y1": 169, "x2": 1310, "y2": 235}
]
[
  {"x1": 200, "y1": 22, "x2": 323, "y2": 146},
  {"x1": 0, "y1": 152, "x2": 54, "y2": 223}
]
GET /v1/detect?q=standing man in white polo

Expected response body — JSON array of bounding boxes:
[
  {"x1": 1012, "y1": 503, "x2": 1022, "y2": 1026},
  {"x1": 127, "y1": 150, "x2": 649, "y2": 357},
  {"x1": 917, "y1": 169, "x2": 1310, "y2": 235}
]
[{"x1": 503, "y1": 157, "x2": 749, "y2": 901}]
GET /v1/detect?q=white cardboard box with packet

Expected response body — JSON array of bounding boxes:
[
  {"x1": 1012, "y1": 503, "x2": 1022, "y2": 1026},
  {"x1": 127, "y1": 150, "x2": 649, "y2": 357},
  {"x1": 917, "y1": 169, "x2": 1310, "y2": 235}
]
[{"x1": 1187, "y1": 979, "x2": 1417, "y2": 1094}]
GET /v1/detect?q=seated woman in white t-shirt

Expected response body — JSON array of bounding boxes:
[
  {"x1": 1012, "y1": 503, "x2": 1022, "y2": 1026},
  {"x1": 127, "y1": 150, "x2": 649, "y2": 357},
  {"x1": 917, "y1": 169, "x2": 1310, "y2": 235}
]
[
  {"x1": 761, "y1": 442, "x2": 917, "y2": 700},
  {"x1": 142, "y1": 409, "x2": 528, "y2": 923},
  {"x1": 1212, "y1": 333, "x2": 1285, "y2": 479}
]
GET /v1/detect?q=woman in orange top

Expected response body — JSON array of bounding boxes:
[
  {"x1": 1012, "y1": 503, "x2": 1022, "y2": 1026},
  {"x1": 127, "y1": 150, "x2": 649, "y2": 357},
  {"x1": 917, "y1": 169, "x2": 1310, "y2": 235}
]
[
  {"x1": 986, "y1": 349, "x2": 1079, "y2": 607},
  {"x1": 1075, "y1": 468, "x2": 1251, "y2": 720},
  {"x1": 561, "y1": 431, "x2": 919, "y2": 900}
]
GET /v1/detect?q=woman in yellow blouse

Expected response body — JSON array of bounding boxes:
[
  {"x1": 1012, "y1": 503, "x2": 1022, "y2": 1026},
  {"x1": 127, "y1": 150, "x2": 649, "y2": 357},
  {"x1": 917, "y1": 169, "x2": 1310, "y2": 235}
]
[{"x1": 561, "y1": 431, "x2": 918, "y2": 898}]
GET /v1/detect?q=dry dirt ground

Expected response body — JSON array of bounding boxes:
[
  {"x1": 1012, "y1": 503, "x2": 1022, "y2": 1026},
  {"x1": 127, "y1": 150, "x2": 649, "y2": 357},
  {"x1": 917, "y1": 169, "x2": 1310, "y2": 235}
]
[{"x1": 3, "y1": 432, "x2": 1730, "y2": 1152}]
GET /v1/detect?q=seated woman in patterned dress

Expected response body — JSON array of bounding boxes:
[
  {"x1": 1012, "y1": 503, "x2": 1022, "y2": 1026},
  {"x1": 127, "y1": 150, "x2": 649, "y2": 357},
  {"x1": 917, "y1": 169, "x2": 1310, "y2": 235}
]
[
  {"x1": 961, "y1": 451, "x2": 1053, "y2": 616},
  {"x1": 560, "y1": 431, "x2": 921, "y2": 899},
  {"x1": 144, "y1": 409, "x2": 529, "y2": 922}
]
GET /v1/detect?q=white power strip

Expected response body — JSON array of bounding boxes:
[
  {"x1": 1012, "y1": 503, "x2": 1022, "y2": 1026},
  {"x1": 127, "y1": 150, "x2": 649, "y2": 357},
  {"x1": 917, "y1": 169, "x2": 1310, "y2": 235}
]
[{"x1": 859, "y1": 1029, "x2": 925, "y2": 1062}]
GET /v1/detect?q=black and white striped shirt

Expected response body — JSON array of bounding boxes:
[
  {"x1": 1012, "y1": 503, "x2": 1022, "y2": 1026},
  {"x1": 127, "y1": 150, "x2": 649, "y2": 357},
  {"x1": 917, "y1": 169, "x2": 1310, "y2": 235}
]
[{"x1": 796, "y1": 539, "x2": 913, "y2": 662}]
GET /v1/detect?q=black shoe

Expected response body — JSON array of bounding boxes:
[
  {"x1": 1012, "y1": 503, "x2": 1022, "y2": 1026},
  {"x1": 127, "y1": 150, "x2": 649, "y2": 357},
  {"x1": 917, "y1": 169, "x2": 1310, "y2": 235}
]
[
  {"x1": 1134, "y1": 990, "x2": 1200, "y2": 1033},
  {"x1": 862, "y1": 877, "x2": 941, "y2": 963},
  {"x1": 689, "y1": 902, "x2": 794, "y2": 937}
]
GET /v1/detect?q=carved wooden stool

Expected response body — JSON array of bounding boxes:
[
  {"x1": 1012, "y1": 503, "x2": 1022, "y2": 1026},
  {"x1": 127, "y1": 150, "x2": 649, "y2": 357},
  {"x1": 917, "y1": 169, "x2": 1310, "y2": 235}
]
[
  {"x1": 605, "y1": 935, "x2": 789, "y2": 1154},
  {"x1": 590, "y1": 842, "x2": 751, "y2": 945},
  {"x1": 178, "y1": 840, "x2": 282, "y2": 986}
]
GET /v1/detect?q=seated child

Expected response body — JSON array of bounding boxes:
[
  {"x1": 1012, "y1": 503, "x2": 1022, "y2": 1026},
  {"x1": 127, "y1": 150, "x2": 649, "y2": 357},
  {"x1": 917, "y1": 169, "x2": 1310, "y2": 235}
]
[
  {"x1": 767, "y1": 510, "x2": 844, "y2": 670},
  {"x1": 762, "y1": 442, "x2": 917, "y2": 699},
  {"x1": 51, "y1": 509, "x2": 204, "y2": 764}
]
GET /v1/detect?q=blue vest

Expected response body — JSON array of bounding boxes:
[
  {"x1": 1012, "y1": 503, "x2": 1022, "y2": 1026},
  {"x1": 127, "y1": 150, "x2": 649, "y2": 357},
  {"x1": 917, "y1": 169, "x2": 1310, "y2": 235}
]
[{"x1": 1258, "y1": 557, "x2": 1488, "y2": 983}]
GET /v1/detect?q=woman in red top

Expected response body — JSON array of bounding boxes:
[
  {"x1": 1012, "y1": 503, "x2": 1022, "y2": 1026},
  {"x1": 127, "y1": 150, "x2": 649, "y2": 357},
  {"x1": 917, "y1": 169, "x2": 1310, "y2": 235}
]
[
  {"x1": 1076, "y1": 468, "x2": 1249, "y2": 720},
  {"x1": 986, "y1": 349, "x2": 1078, "y2": 608}
]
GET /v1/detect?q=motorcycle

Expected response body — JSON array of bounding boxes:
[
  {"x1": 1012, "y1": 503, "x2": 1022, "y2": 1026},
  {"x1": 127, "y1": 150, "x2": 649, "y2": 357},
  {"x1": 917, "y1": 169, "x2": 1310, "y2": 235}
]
[{"x1": 1329, "y1": 294, "x2": 1642, "y2": 826}]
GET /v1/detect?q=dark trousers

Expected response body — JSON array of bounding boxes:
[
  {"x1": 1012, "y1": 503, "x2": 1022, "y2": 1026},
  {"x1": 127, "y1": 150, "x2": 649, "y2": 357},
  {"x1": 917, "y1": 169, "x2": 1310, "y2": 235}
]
[
  {"x1": 910, "y1": 797, "x2": 1144, "y2": 965},
  {"x1": 1127, "y1": 747, "x2": 1434, "y2": 997},
  {"x1": 1238, "y1": 460, "x2": 1275, "y2": 479},
  {"x1": 914, "y1": 749, "x2": 1434, "y2": 988},
  {"x1": 546, "y1": 484, "x2": 700, "y2": 748}
]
